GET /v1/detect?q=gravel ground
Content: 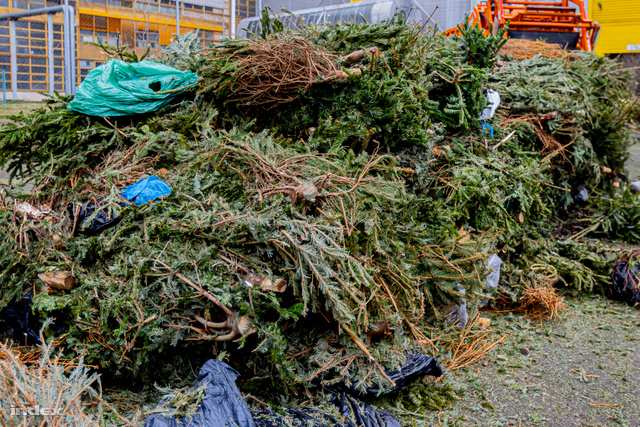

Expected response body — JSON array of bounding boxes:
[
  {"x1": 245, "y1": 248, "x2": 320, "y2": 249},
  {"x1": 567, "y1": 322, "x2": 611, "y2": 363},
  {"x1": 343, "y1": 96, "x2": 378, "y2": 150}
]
[
  {"x1": 628, "y1": 138, "x2": 640, "y2": 182},
  {"x1": 419, "y1": 297, "x2": 640, "y2": 427}
]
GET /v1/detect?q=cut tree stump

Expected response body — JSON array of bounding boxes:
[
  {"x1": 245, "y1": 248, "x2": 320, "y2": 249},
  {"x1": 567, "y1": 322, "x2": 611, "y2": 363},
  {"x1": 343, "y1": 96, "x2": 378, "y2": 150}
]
[{"x1": 38, "y1": 271, "x2": 75, "y2": 290}]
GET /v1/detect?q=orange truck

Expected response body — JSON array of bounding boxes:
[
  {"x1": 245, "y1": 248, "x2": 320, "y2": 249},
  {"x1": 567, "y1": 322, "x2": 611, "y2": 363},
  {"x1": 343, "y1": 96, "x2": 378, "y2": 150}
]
[{"x1": 445, "y1": 0, "x2": 600, "y2": 52}]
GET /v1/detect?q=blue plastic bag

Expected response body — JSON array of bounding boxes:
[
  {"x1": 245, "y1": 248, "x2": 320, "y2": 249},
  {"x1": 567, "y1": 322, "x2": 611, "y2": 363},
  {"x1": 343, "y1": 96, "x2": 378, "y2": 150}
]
[{"x1": 120, "y1": 176, "x2": 171, "y2": 205}]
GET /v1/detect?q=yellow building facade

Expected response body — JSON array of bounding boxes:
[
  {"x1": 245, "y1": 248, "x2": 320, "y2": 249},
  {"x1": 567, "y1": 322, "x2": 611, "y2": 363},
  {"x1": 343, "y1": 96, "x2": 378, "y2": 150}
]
[
  {"x1": 590, "y1": 0, "x2": 640, "y2": 55},
  {"x1": 0, "y1": 0, "x2": 256, "y2": 94}
]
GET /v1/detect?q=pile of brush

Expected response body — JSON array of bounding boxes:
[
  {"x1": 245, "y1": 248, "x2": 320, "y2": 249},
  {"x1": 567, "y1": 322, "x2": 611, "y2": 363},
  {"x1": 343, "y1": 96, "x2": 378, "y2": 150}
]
[{"x1": 0, "y1": 15, "x2": 637, "y2": 424}]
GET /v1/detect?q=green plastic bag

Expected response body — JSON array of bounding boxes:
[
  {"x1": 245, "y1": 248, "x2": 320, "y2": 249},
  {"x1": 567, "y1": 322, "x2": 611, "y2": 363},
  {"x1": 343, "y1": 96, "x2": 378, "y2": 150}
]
[{"x1": 68, "y1": 59, "x2": 200, "y2": 117}]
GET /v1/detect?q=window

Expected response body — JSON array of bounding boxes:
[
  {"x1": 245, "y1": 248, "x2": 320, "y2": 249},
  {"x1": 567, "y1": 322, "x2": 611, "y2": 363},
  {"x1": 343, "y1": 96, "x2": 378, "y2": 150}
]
[
  {"x1": 95, "y1": 30, "x2": 107, "y2": 43},
  {"x1": 79, "y1": 60, "x2": 101, "y2": 83},
  {"x1": 28, "y1": 0, "x2": 44, "y2": 9},
  {"x1": 159, "y1": 0, "x2": 175, "y2": 14},
  {"x1": 109, "y1": 0, "x2": 132, "y2": 6},
  {"x1": 182, "y1": 2, "x2": 204, "y2": 18},
  {"x1": 109, "y1": 32, "x2": 119, "y2": 46},
  {"x1": 79, "y1": 15, "x2": 121, "y2": 46},
  {"x1": 95, "y1": 17, "x2": 108, "y2": 30},
  {"x1": 201, "y1": 30, "x2": 214, "y2": 47},
  {"x1": 80, "y1": 29, "x2": 93, "y2": 43},
  {"x1": 136, "y1": 30, "x2": 159, "y2": 49},
  {"x1": 136, "y1": 0, "x2": 158, "y2": 12},
  {"x1": 236, "y1": 0, "x2": 256, "y2": 19}
]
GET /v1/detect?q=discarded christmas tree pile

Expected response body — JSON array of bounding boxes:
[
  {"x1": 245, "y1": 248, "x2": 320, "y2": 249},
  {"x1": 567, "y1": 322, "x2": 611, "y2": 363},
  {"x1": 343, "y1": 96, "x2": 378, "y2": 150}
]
[{"x1": 0, "y1": 17, "x2": 638, "y2": 423}]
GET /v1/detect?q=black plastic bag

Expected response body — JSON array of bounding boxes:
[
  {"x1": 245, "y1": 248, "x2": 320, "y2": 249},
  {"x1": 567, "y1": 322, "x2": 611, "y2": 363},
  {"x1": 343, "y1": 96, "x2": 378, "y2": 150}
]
[
  {"x1": 329, "y1": 353, "x2": 443, "y2": 397},
  {"x1": 609, "y1": 260, "x2": 640, "y2": 305},
  {"x1": 0, "y1": 291, "x2": 41, "y2": 345},
  {"x1": 332, "y1": 393, "x2": 401, "y2": 427},
  {"x1": 67, "y1": 202, "x2": 122, "y2": 236},
  {"x1": 251, "y1": 394, "x2": 401, "y2": 427},
  {"x1": 145, "y1": 360, "x2": 405, "y2": 427},
  {"x1": 251, "y1": 406, "x2": 335, "y2": 426},
  {"x1": 145, "y1": 355, "x2": 442, "y2": 427},
  {"x1": 144, "y1": 360, "x2": 255, "y2": 427}
]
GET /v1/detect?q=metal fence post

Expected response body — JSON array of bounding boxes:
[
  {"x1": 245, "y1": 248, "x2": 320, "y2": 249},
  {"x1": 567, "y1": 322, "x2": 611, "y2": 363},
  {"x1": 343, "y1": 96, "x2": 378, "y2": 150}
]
[
  {"x1": 48, "y1": 13, "x2": 54, "y2": 95},
  {"x1": 2, "y1": 70, "x2": 6, "y2": 104},
  {"x1": 231, "y1": 0, "x2": 236, "y2": 39},
  {"x1": 176, "y1": 0, "x2": 180, "y2": 34},
  {"x1": 63, "y1": 6, "x2": 71, "y2": 95},
  {"x1": 68, "y1": 5, "x2": 76, "y2": 94},
  {"x1": 9, "y1": 19, "x2": 16, "y2": 101}
]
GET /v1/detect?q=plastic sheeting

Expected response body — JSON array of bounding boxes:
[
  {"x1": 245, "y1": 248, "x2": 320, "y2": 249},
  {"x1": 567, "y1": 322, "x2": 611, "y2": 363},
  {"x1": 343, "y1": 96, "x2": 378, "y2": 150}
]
[
  {"x1": 573, "y1": 187, "x2": 590, "y2": 202},
  {"x1": 479, "y1": 254, "x2": 502, "y2": 308},
  {"x1": 252, "y1": 396, "x2": 400, "y2": 427},
  {"x1": 478, "y1": 89, "x2": 501, "y2": 121},
  {"x1": 446, "y1": 283, "x2": 468, "y2": 328},
  {"x1": 67, "y1": 177, "x2": 171, "y2": 236},
  {"x1": 68, "y1": 59, "x2": 200, "y2": 117},
  {"x1": 486, "y1": 254, "x2": 502, "y2": 290}
]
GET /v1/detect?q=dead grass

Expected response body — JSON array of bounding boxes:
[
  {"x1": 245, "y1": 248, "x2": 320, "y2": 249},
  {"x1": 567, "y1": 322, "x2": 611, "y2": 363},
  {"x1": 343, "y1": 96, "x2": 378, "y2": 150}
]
[{"x1": 0, "y1": 101, "x2": 42, "y2": 118}]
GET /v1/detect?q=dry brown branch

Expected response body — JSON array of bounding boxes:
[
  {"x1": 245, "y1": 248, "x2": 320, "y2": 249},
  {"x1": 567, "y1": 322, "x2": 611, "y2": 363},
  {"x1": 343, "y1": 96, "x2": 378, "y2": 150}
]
[
  {"x1": 341, "y1": 324, "x2": 375, "y2": 362},
  {"x1": 202, "y1": 36, "x2": 342, "y2": 109},
  {"x1": 500, "y1": 114, "x2": 576, "y2": 163},
  {"x1": 490, "y1": 283, "x2": 566, "y2": 321},
  {"x1": 342, "y1": 47, "x2": 379, "y2": 63},
  {"x1": 193, "y1": 314, "x2": 254, "y2": 342},
  {"x1": 38, "y1": 271, "x2": 75, "y2": 291},
  {"x1": 439, "y1": 313, "x2": 506, "y2": 373}
]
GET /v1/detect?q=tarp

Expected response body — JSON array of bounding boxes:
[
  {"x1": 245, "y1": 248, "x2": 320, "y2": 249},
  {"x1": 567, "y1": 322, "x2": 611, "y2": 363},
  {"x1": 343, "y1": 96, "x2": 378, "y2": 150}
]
[{"x1": 68, "y1": 59, "x2": 200, "y2": 117}]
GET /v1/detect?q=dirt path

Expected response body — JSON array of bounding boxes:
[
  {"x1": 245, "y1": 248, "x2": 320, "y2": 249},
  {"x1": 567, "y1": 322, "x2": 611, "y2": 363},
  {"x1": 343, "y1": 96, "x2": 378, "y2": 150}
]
[{"x1": 420, "y1": 297, "x2": 640, "y2": 426}]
